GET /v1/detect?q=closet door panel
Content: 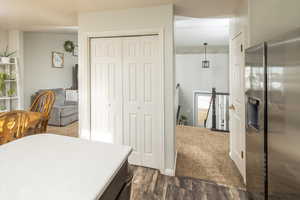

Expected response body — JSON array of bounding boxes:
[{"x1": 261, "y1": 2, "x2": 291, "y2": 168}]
[
  {"x1": 123, "y1": 36, "x2": 162, "y2": 169},
  {"x1": 123, "y1": 38, "x2": 143, "y2": 164},
  {"x1": 123, "y1": 62, "x2": 142, "y2": 164},
  {"x1": 140, "y1": 36, "x2": 162, "y2": 169},
  {"x1": 91, "y1": 38, "x2": 123, "y2": 144}
]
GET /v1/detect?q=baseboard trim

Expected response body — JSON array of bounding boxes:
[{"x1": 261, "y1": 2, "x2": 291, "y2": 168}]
[
  {"x1": 174, "y1": 150, "x2": 178, "y2": 174},
  {"x1": 162, "y1": 168, "x2": 174, "y2": 176},
  {"x1": 161, "y1": 150, "x2": 177, "y2": 176}
]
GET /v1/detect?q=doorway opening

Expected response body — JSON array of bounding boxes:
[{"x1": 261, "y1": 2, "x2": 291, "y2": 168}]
[
  {"x1": 193, "y1": 90, "x2": 229, "y2": 131},
  {"x1": 174, "y1": 16, "x2": 244, "y2": 188},
  {"x1": 23, "y1": 27, "x2": 79, "y2": 138},
  {"x1": 194, "y1": 91, "x2": 211, "y2": 127}
]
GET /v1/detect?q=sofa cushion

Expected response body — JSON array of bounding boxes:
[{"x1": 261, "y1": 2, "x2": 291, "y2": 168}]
[
  {"x1": 59, "y1": 105, "x2": 78, "y2": 117},
  {"x1": 65, "y1": 101, "x2": 77, "y2": 105},
  {"x1": 60, "y1": 114, "x2": 78, "y2": 126},
  {"x1": 49, "y1": 106, "x2": 61, "y2": 126},
  {"x1": 52, "y1": 89, "x2": 66, "y2": 106},
  {"x1": 35, "y1": 88, "x2": 65, "y2": 106}
]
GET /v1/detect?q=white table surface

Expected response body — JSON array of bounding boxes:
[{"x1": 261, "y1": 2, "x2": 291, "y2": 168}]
[{"x1": 0, "y1": 134, "x2": 132, "y2": 200}]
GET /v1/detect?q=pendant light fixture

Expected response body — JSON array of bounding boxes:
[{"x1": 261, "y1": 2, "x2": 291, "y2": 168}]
[{"x1": 202, "y1": 43, "x2": 210, "y2": 68}]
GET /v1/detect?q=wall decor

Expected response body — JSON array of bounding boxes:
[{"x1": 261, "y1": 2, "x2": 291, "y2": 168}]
[
  {"x1": 64, "y1": 40, "x2": 75, "y2": 53},
  {"x1": 52, "y1": 52, "x2": 64, "y2": 68}
]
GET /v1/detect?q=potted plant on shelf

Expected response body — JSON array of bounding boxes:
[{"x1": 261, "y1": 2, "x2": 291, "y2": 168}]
[
  {"x1": 179, "y1": 115, "x2": 188, "y2": 126},
  {"x1": 0, "y1": 72, "x2": 8, "y2": 97},
  {"x1": 7, "y1": 88, "x2": 16, "y2": 97},
  {"x1": 6, "y1": 70, "x2": 16, "y2": 80},
  {"x1": 0, "y1": 105, "x2": 6, "y2": 112},
  {"x1": 0, "y1": 46, "x2": 16, "y2": 64}
]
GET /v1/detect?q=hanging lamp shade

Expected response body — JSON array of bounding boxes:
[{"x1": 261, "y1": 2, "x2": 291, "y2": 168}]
[{"x1": 202, "y1": 43, "x2": 210, "y2": 68}]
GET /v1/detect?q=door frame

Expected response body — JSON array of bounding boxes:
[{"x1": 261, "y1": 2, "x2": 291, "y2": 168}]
[
  {"x1": 79, "y1": 29, "x2": 165, "y2": 171},
  {"x1": 192, "y1": 90, "x2": 211, "y2": 127}
]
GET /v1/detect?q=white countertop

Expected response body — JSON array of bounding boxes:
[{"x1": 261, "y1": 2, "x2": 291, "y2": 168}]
[{"x1": 0, "y1": 134, "x2": 132, "y2": 200}]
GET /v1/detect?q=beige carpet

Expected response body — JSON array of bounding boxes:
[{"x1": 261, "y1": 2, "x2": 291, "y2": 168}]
[
  {"x1": 47, "y1": 122, "x2": 79, "y2": 138},
  {"x1": 176, "y1": 125, "x2": 245, "y2": 189}
]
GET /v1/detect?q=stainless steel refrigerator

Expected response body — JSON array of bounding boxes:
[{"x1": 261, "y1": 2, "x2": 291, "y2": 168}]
[{"x1": 245, "y1": 28, "x2": 300, "y2": 200}]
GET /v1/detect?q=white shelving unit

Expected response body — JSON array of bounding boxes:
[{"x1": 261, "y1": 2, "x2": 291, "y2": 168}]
[{"x1": 0, "y1": 57, "x2": 21, "y2": 112}]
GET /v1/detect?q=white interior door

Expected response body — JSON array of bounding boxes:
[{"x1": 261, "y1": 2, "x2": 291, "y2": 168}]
[
  {"x1": 229, "y1": 33, "x2": 246, "y2": 181},
  {"x1": 91, "y1": 38, "x2": 123, "y2": 144},
  {"x1": 123, "y1": 35, "x2": 162, "y2": 169}
]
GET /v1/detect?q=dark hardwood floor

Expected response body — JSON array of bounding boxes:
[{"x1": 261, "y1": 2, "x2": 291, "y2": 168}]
[{"x1": 130, "y1": 166, "x2": 249, "y2": 200}]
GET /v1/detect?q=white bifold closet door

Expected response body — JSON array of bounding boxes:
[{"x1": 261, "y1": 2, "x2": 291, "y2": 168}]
[
  {"x1": 91, "y1": 35, "x2": 163, "y2": 169},
  {"x1": 91, "y1": 38, "x2": 123, "y2": 144}
]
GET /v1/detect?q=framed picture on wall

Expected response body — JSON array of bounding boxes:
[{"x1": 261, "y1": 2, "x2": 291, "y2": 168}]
[{"x1": 52, "y1": 52, "x2": 64, "y2": 68}]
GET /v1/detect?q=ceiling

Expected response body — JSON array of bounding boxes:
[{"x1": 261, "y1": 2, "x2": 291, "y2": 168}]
[
  {"x1": 175, "y1": 17, "x2": 230, "y2": 47},
  {"x1": 0, "y1": 0, "x2": 240, "y2": 30}
]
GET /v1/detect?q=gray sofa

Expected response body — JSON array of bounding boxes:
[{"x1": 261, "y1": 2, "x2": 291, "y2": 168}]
[{"x1": 32, "y1": 88, "x2": 78, "y2": 127}]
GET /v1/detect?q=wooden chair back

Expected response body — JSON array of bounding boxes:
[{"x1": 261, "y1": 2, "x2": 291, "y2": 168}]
[
  {"x1": 30, "y1": 90, "x2": 55, "y2": 118},
  {"x1": 0, "y1": 111, "x2": 30, "y2": 145}
]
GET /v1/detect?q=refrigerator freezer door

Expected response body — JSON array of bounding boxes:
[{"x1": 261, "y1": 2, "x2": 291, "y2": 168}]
[
  {"x1": 267, "y1": 29, "x2": 300, "y2": 199},
  {"x1": 245, "y1": 43, "x2": 267, "y2": 200}
]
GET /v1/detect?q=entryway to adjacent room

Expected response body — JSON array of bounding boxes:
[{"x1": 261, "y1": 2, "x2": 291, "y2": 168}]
[
  {"x1": 23, "y1": 29, "x2": 79, "y2": 138},
  {"x1": 174, "y1": 16, "x2": 245, "y2": 188}
]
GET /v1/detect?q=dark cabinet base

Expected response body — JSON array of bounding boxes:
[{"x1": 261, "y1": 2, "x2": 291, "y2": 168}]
[{"x1": 99, "y1": 161, "x2": 132, "y2": 200}]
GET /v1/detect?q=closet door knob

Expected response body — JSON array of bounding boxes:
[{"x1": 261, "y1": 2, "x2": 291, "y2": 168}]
[{"x1": 137, "y1": 106, "x2": 141, "y2": 110}]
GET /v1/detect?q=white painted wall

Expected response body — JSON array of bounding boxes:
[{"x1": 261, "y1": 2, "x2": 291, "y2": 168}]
[
  {"x1": 78, "y1": 5, "x2": 175, "y2": 172},
  {"x1": 24, "y1": 32, "x2": 78, "y2": 108},
  {"x1": 176, "y1": 53, "x2": 229, "y2": 125},
  {"x1": 248, "y1": 0, "x2": 300, "y2": 46}
]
